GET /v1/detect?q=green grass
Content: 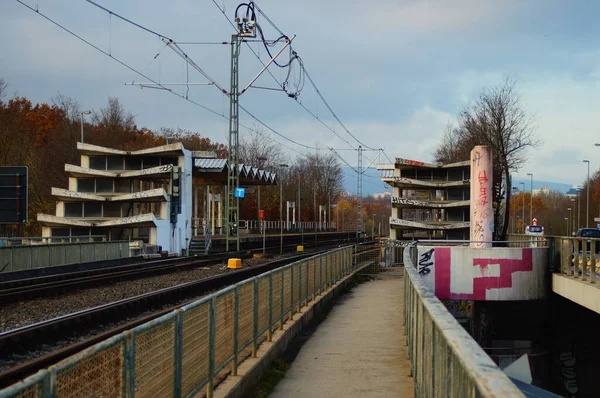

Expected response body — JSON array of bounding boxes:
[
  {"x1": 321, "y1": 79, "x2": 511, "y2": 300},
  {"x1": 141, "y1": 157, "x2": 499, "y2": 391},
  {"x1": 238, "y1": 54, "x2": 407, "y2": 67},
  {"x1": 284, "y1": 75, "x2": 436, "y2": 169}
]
[{"x1": 246, "y1": 359, "x2": 291, "y2": 398}]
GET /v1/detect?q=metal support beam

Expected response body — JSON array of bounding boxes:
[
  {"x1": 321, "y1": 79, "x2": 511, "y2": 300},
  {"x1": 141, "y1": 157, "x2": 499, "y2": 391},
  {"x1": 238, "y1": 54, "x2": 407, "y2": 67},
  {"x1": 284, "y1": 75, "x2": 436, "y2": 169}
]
[
  {"x1": 356, "y1": 145, "x2": 363, "y2": 242},
  {"x1": 226, "y1": 34, "x2": 241, "y2": 252}
]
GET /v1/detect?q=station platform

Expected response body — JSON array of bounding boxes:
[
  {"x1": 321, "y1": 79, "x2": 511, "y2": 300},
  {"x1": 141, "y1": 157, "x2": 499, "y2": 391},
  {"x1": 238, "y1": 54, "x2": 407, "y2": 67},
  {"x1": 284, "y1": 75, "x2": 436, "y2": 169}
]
[{"x1": 269, "y1": 276, "x2": 414, "y2": 398}]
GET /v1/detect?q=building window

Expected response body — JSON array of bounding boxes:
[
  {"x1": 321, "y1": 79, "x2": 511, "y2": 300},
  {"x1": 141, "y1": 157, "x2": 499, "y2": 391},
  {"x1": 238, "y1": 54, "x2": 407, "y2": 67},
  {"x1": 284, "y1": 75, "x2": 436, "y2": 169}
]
[
  {"x1": 107, "y1": 156, "x2": 124, "y2": 170},
  {"x1": 78, "y1": 179, "x2": 95, "y2": 193},
  {"x1": 142, "y1": 157, "x2": 159, "y2": 169},
  {"x1": 51, "y1": 228, "x2": 70, "y2": 237},
  {"x1": 115, "y1": 179, "x2": 131, "y2": 193},
  {"x1": 161, "y1": 157, "x2": 178, "y2": 166},
  {"x1": 121, "y1": 203, "x2": 135, "y2": 217},
  {"x1": 125, "y1": 157, "x2": 142, "y2": 170},
  {"x1": 84, "y1": 202, "x2": 102, "y2": 217},
  {"x1": 64, "y1": 202, "x2": 83, "y2": 217},
  {"x1": 71, "y1": 227, "x2": 91, "y2": 237},
  {"x1": 89, "y1": 156, "x2": 106, "y2": 170},
  {"x1": 96, "y1": 178, "x2": 114, "y2": 193},
  {"x1": 104, "y1": 202, "x2": 122, "y2": 217}
]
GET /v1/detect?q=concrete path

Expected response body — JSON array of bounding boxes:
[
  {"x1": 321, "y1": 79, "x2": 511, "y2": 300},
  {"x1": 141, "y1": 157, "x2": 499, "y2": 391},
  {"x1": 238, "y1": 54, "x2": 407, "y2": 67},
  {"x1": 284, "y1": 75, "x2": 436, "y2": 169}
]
[{"x1": 269, "y1": 276, "x2": 415, "y2": 398}]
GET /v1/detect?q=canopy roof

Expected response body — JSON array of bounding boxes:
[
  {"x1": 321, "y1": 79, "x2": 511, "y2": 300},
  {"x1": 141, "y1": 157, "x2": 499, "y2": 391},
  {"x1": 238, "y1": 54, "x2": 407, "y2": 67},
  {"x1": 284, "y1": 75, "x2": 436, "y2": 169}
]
[{"x1": 193, "y1": 158, "x2": 277, "y2": 186}]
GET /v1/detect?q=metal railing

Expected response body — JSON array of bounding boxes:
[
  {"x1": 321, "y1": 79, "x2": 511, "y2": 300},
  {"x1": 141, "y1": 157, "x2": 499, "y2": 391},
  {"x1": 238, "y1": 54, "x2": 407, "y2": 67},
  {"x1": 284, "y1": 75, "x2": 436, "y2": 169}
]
[
  {"x1": 0, "y1": 246, "x2": 354, "y2": 398},
  {"x1": 0, "y1": 235, "x2": 107, "y2": 246},
  {"x1": 204, "y1": 225, "x2": 212, "y2": 254},
  {"x1": 403, "y1": 243, "x2": 524, "y2": 397},
  {"x1": 556, "y1": 236, "x2": 600, "y2": 281}
]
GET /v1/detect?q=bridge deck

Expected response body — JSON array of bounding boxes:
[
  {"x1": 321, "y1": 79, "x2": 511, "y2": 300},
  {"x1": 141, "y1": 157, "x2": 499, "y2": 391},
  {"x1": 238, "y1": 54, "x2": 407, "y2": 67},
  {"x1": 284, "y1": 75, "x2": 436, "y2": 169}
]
[{"x1": 270, "y1": 276, "x2": 414, "y2": 398}]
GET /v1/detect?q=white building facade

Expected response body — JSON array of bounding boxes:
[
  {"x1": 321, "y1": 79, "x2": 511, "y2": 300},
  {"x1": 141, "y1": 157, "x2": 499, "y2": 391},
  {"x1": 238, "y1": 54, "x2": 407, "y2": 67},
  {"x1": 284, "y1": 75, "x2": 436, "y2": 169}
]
[{"x1": 38, "y1": 142, "x2": 192, "y2": 255}]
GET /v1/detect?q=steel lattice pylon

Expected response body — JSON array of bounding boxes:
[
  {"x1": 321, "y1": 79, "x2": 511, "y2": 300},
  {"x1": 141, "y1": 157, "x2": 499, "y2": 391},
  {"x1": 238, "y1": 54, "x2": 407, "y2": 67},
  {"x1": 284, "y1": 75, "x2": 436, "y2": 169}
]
[
  {"x1": 356, "y1": 145, "x2": 363, "y2": 242},
  {"x1": 226, "y1": 34, "x2": 241, "y2": 252}
]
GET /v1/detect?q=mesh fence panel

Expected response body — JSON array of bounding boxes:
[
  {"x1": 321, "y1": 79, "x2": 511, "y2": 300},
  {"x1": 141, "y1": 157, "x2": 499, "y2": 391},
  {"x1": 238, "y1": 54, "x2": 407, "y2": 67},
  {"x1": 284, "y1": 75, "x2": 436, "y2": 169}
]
[
  {"x1": 307, "y1": 259, "x2": 315, "y2": 299},
  {"x1": 257, "y1": 275, "x2": 270, "y2": 335},
  {"x1": 315, "y1": 257, "x2": 322, "y2": 293},
  {"x1": 55, "y1": 337, "x2": 125, "y2": 398},
  {"x1": 181, "y1": 300, "x2": 210, "y2": 397},
  {"x1": 282, "y1": 267, "x2": 292, "y2": 321},
  {"x1": 134, "y1": 318, "x2": 176, "y2": 397},
  {"x1": 271, "y1": 270, "x2": 283, "y2": 321},
  {"x1": 237, "y1": 281, "x2": 254, "y2": 350},
  {"x1": 7, "y1": 383, "x2": 42, "y2": 398},
  {"x1": 214, "y1": 291, "x2": 235, "y2": 371},
  {"x1": 292, "y1": 263, "x2": 300, "y2": 308}
]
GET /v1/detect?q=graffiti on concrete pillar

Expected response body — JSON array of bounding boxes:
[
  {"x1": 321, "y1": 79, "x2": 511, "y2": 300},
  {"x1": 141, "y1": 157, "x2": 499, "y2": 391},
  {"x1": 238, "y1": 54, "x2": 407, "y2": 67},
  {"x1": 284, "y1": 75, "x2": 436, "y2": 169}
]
[
  {"x1": 418, "y1": 248, "x2": 434, "y2": 276},
  {"x1": 559, "y1": 346, "x2": 578, "y2": 397}
]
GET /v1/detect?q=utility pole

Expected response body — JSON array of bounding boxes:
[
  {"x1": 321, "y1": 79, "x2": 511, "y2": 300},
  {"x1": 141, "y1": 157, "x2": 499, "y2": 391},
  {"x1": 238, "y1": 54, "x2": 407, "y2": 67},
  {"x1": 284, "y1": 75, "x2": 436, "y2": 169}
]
[
  {"x1": 356, "y1": 145, "x2": 363, "y2": 242},
  {"x1": 313, "y1": 187, "x2": 317, "y2": 247},
  {"x1": 225, "y1": 34, "x2": 242, "y2": 253},
  {"x1": 299, "y1": 180, "x2": 303, "y2": 246},
  {"x1": 584, "y1": 160, "x2": 590, "y2": 228}
]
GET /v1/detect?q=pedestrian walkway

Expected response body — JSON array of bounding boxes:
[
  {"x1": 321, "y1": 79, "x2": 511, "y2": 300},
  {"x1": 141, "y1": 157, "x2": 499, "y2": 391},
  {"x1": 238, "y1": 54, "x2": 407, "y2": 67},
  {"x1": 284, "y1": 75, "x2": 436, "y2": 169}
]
[{"x1": 269, "y1": 276, "x2": 414, "y2": 398}]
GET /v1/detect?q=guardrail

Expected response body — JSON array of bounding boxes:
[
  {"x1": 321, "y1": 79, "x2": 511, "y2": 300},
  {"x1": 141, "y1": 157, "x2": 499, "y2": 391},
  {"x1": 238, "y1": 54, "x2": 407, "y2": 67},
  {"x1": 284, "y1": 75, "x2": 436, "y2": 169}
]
[
  {"x1": 0, "y1": 235, "x2": 107, "y2": 245},
  {"x1": 0, "y1": 246, "x2": 354, "y2": 398},
  {"x1": 555, "y1": 236, "x2": 600, "y2": 281},
  {"x1": 0, "y1": 241, "x2": 130, "y2": 273},
  {"x1": 403, "y1": 243, "x2": 524, "y2": 397}
]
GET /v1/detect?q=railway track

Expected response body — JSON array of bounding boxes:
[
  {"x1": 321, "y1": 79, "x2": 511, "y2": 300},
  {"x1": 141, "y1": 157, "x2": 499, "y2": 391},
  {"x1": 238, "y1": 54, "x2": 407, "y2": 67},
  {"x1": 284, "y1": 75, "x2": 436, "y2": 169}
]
[
  {"x1": 0, "y1": 253, "x2": 242, "y2": 304},
  {"x1": 0, "y1": 237, "x2": 352, "y2": 304},
  {"x1": 0, "y1": 246, "x2": 352, "y2": 389}
]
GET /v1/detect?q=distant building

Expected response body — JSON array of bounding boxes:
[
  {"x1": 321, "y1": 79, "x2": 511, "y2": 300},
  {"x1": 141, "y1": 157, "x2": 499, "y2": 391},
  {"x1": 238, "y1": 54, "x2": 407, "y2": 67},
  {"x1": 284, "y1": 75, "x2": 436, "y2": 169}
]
[
  {"x1": 566, "y1": 185, "x2": 583, "y2": 198},
  {"x1": 532, "y1": 186, "x2": 550, "y2": 196},
  {"x1": 372, "y1": 191, "x2": 391, "y2": 200},
  {"x1": 377, "y1": 157, "x2": 470, "y2": 240}
]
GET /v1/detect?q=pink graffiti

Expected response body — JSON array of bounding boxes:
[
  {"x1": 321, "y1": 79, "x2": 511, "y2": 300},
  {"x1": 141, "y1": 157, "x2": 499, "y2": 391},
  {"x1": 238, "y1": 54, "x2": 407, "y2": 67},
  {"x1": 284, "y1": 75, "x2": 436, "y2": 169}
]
[{"x1": 434, "y1": 248, "x2": 533, "y2": 300}]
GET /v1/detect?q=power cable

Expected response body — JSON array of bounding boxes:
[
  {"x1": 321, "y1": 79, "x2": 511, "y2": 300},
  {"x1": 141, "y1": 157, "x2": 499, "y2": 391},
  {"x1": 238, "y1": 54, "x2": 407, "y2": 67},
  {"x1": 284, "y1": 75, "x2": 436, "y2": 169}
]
[{"x1": 15, "y1": 0, "x2": 318, "y2": 158}]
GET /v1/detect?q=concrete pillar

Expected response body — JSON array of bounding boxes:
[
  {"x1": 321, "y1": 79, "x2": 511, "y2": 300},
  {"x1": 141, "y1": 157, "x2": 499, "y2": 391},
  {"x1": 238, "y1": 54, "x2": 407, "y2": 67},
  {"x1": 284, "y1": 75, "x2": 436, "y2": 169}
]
[{"x1": 470, "y1": 145, "x2": 493, "y2": 248}]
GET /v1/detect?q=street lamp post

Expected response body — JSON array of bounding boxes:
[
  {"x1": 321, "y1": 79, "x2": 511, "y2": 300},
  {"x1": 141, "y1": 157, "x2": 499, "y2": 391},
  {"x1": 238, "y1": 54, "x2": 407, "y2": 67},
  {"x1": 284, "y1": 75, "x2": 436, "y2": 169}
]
[
  {"x1": 584, "y1": 160, "x2": 590, "y2": 228},
  {"x1": 570, "y1": 198, "x2": 576, "y2": 234},
  {"x1": 80, "y1": 110, "x2": 91, "y2": 143},
  {"x1": 578, "y1": 188, "x2": 581, "y2": 231},
  {"x1": 565, "y1": 217, "x2": 569, "y2": 235},
  {"x1": 567, "y1": 208, "x2": 572, "y2": 235},
  {"x1": 279, "y1": 164, "x2": 289, "y2": 254},
  {"x1": 519, "y1": 182, "x2": 525, "y2": 233},
  {"x1": 527, "y1": 173, "x2": 533, "y2": 225}
]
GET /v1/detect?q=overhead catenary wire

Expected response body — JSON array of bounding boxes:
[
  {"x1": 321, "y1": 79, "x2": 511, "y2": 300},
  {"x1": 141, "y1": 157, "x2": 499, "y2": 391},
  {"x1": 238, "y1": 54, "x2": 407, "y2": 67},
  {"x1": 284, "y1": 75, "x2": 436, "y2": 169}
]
[
  {"x1": 15, "y1": 0, "x2": 321, "y2": 158},
  {"x1": 210, "y1": 0, "x2": 361, "y2": 152}
]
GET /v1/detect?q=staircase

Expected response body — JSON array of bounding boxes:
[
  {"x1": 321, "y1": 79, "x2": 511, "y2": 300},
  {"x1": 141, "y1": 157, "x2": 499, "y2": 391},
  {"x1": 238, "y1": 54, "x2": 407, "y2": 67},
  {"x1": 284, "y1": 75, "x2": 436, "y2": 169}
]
[{"x1": 188, "y1": 226, "x2": 212, "y2": 256}]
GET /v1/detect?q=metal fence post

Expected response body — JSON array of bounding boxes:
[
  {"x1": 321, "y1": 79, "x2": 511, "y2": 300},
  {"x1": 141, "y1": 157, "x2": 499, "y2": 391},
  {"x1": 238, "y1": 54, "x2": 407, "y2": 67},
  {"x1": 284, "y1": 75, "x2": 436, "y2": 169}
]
[
  {"x1": 290, "y1": 265, "x2": 295, "y2": 320},
  {"x1": 207, "y1": 296, "x2": 216, "y2": 398},
  {"x1": 298, "y1": 262, "x2": 303, "y2": 312},
  {"x1": 582, "y1": 247, "x2": 588, "y2": 281},
  {"x1": 174, "y1": 310, "x2": 183, "y2": 397},
  {"x1": 268, "y1": 272, "x2": 273, "y2": 342},
  {"x1": 313, "y1": 258, "x2": 317, "y2": 300},
  {"x1": 319, "y1": 255, "x2": 323, "y2": 295},
  {"x1": 232, "y1": 285, "x2": 239, "y2": 375},
  {"x1": 252, "y1": 278, "x2": 259, "y2": 357},
  {"x1": 126, "y1": 331, "x2": 136, "y2": 397},
  {"x1": 280, "y1": 270, "x2": 284, "y2": 330},
  {"x1": 592, "y1": 240, "x2": 597, "y2": 284},
  {"x1": 305, "y1": 260, "x2": 309, "y2": 303}
]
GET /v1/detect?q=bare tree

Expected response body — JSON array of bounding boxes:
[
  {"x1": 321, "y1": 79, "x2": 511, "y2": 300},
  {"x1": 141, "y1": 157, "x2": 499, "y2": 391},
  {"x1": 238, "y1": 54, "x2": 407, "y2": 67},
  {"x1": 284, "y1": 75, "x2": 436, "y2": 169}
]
[
  {"x1": 434, "y1": 79, "x2": 541, "y2": 240},
  {"x1": 239, "y1": 128, "x2": 285, "y2": 170},
  {"x1": 52, "y1": 92, "x2": 81, "y2": 123},
  {"x1": 90, "y1": 97, "x2": 137, "y2": 149}
]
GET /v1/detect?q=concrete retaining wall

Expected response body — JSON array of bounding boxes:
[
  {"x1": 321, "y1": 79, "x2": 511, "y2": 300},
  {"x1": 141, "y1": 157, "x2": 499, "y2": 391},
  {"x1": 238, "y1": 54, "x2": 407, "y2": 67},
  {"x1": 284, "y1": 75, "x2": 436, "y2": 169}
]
[{"x1": 416, "y1": 246, "x2": 549, "y2": 300}]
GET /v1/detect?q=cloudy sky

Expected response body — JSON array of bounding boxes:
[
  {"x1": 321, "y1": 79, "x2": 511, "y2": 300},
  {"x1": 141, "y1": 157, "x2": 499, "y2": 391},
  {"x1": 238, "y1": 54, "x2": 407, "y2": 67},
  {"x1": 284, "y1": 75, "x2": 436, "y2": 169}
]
[{"x1": 2, "y1": 0, "x2": 600, "y2": 188}]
